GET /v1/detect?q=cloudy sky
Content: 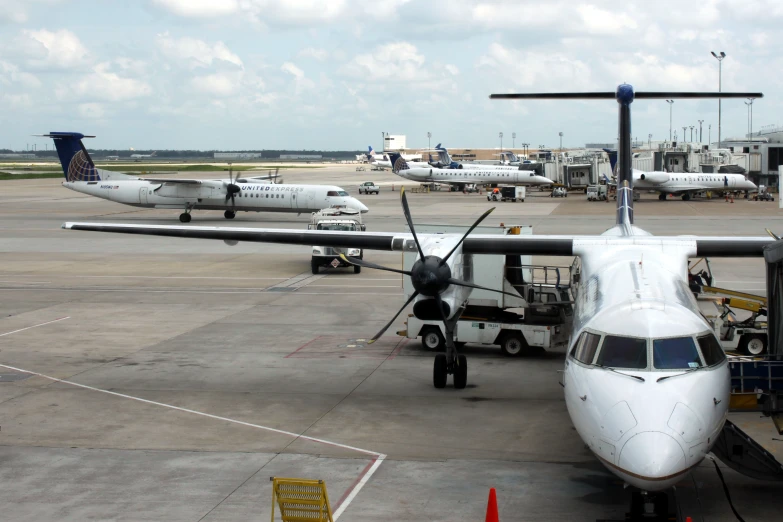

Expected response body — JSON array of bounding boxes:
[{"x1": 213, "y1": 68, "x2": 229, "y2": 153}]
[{"x1": 0, "y1": 0, "x2": 779, "y2": 151}]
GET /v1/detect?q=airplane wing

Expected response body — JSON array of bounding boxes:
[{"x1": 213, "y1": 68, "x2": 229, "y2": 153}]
[
  {"x1": 141, "y1": 178, "x2": 225, "y2": 190},
  {"x1": 61, "y1": 222, "x2": 774, "y2": 257}
]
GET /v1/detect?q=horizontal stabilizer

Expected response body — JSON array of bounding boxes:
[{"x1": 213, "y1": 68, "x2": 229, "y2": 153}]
[{"x1": 491, "y1": 92, "x2": 763, "y2": 100}]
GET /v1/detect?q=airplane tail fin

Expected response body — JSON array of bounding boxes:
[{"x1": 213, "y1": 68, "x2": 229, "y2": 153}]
[
  {"x1": 388, "y1": 152, "x2": 409, "y2": 173},
  {"x1": 37, "y1": 132, "x2": 99, "y2": 181},
  {"x1": 603, "y1": 148, "x2": 618, "y2": 177}
]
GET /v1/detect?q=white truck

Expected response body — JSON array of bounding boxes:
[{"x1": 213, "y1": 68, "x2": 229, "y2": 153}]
[
  {"x1": 586, "y1": 185, "x2": 608, "y2": 201},
  {"x1": 399, "y1": 224, "x2": 573, "y2": 355},
  {"x1": 487, "y1": 186, "x2": 526, "y2": 202},
  {"x1": 358, "y1": 181, "x2": 380, "y2": 194},
  {"x1": 308, "y1": 208, "x2": 366, "y2": 274}
]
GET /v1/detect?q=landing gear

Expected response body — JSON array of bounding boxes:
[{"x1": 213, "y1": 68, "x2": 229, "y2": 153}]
[
  {"x1": 179, "y1": 212, "x2": 192, "y2": 223},
  {"x1": 224, "y1": 210, "x2": 236, "y2": 219},
  {"x1": 681, "y1": 193, "x2": 691, "y2": 201},
  {"x1": 431, "y1": 309, "x2": 468, "y2": 389},
  {"x1": 626, "y1": 491, "x2": 672, "y2": 522},
  {"x1": 658, "y1": 193, "x2": 667, "y2": 201}
]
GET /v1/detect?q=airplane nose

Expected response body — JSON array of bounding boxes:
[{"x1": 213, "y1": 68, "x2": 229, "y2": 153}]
[
  {"x1": 619, "y1": 432, "x2": 686, "y2": 481},
  {"x1": 543, "y1": 177, "x2": 554, "y2": 184},
  {"x1": 351, "y1": 198, "x2": 369, "y2": 213}
]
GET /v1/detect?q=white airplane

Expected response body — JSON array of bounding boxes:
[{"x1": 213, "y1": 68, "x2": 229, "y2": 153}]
[
  {"x1": 63, "y1": 86, "x2": 778, "y2": 517},
  {"x1": 42, "y1": 132, "x2": 368, "y2": 222},
  {"x1": 389, "y1": 152, "x2": 553, "y2": 189},
  {"x1": 428, "y1": 144, "x2": 523, "y2": 172},
  {"x1": 367, "y1": 146, "x2": 422, "y2": 168},
  {"x1": 130, "y1": 151, "x2": 156, "y2": 159},
  {"x1": 604, "y1": 149, "x2": 757, "y2": 200}
]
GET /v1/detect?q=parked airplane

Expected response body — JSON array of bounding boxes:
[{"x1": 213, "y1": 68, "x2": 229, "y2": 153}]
[
  {"x1": 367, "y1": 146, "x2": 422, "y2": 168},
  {"x1": 130, "y1": 151, "x2": 156, "y2": 159},
  {"x1": 389, "y1": 152, "x2": 553, "y2": 189},
  {"x1": 427, "y1": 144, "x2": 523, "y2": 172},
  {"x1": 63, "y1": 86, "x2": 777, "y2": 516},
  {"x1": 43, "y1": 132, "x2": 367, "y2": 222},
  {"x1": 604, "y1": 149, "x2": 757, "y2": 200}
]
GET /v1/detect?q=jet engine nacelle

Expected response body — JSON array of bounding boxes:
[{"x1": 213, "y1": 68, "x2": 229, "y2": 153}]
[{"x1": 639, "y1": 172, "x2": 669, "y2": 184}]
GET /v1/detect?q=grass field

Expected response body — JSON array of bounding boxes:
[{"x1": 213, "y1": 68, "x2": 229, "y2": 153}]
[
  {"x1": 0, "y1": 172, "x2": 64, "y2": 180},
  {"x1": 0, "y1": 164, "x2": 324, "y2": 174}
]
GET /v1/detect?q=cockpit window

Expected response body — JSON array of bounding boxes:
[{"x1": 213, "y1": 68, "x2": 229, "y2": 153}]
[
  {"x1": 697, "y1": 334, "x2": 727, "y2": 366},
  {"x1": 570, "y1": 331, "x2": 600, "y2": 364},
  {"x1": 327, "y1": 191, "x2": 339, "y2": 196},
  {"x1": 596, "y1": 335, "x2": 647, "y2": 369},
  {"x1": 653, "y1": 337, "x2": 702, "y2": 370}
]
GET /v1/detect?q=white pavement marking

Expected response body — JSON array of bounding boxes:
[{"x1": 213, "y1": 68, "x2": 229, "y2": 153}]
[
  {"x1": 0, "y1": 316, "x2": 70, "y2": 338},
  {"x1": 0, "y1": 359, "x2": 386, "y2": 519}
]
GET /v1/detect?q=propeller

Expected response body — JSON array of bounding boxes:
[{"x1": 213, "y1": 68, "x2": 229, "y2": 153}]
[
  {"x1": 766, "y1": 228, "x2": 781, "y2": 241},
  {"x1": 224, "y1": 164, "x2": 241, "y2": 208},
  {"x1": 338, "y1": 187, "x2": 520, "y2": 343}
]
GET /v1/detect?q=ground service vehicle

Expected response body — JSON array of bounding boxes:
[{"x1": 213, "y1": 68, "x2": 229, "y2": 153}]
[
  {"x1": 358, "y1": 181, "x2": 380, "y2": 194},
  {"x1": 587, "y1": 185, "x2": 607, "y2": 201},
  {"x1": 551, "y1": 187, "x2": 567, "y2": 198},
  {"x1": 400, "y1": 224, "x2": 573, "y2": 354},
  {"x1": 308, "y1": 208, "x2": 366, "y2": 274},
  {"x1": 487, "y1": 186, "x2": 525, "y2": 202}
]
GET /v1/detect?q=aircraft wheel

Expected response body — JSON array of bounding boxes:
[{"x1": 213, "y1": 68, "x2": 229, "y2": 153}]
[
  {"x1": 658, "y1": 193, "x2": 666, "y2": 201},
  {"x1": 353, "y1": 265, "x2": 361, "y2": 274},
  {"x1": 224, "y1": 210, "x2": 236, "y2": 219},
  {"x1": 433, "y1": 354, "x2": 448, "y2": 388},
  {"x1": 453, "y1": 355, "x2": 467, "y2": 389},
  {"x1": 179, "y1": 213, "x2": 191, "y2": 223},
  {"x1": 421, "y1": 326, "x2": 446, "y2": 351},
  {"x1": 311, "y1": 259, "x2": 319, "y2": 275},
  {"x1": 682, "y1": 193, "x2": 691, "y2": 201}
]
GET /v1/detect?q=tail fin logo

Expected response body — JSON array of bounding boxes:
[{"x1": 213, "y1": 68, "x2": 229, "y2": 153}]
[
  {"x1": 67, "y1": 150, "x2": 99, "y2": 182},
  {"x1": 393, "y1": 156, "x2": 409, "y2": 172}
]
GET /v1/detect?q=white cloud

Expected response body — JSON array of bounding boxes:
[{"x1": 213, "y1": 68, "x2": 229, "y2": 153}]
[
  {"x1": 0, "y1": 60, "x2": 41, "y2": 88},
  {"x1": 192, "y1": 72, "x2": 242, "y2": 96},
  {"x1": 341, "y1": 42, "x2": 425, "y2": 82},
  {"x1": 74, "y1": 63, "x2": 153, "y2": 101},
  {"x1": 156, "y1": 32, "x2": 243, "y2": 70},
  {"x1": 478, "y1": 43, "x2": 594, "y2": 90},
  {"x1": 21, "y1": 29, "x2": 89, "y2": 69},
  {"x1": 281, "y1": 61, "x2": 314, "y2": 93},
  {"x1": 298, "y1": 47, "x2": 328, "y2": 61},
  {"x1": 78, "y1": 102, "x2": 106, "y2": 119},
  {"x1": 152, "y1": 0, "x2": 239, "y2": 18},
  {"x1": 0, "y1": 0, "x2": 28, "y2": 23}
]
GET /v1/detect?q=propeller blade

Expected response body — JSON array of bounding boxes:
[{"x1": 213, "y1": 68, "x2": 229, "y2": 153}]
[
  {"x1": 367, "y1": 290, "x2": 419, "y2": 344},
  {"x1": 766, "y1": 228, "x2": 781, "y2": 241},
  {"x1": 400, "y1": 187, "x2": 426, "y2": 260},
  {"x1": 339, "y1": 254, "x2": 412, "y2": 276},
  {"x1": 439, "y1": 207, "x2": 495, "y2": 266},
  {"x1": 447, "y1": 278, "x2": 522, "y2": 299}
]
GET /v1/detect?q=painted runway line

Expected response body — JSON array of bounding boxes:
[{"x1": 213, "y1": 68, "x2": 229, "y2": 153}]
[{"x1": 0, "y1": 316, "x2": 70, "y2": 338}]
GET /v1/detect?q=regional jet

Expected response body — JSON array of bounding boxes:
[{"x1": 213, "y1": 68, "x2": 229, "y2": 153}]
[
  {"x1": 130, "y1": 151, "x2": 156, "y2": 159},
  {"x1": 604, "y1": 149, "x2": 757, "y2": 200},
  {"x1": 389, "y1": 152, "x2": 553, "y2": 190},
  {"x1": 43, "y1": 132, "x2": 367, "y2": 222},
  {"x1": 428, "y1": 144, "x2": 522, "y2": 172},
  {"x1": 63, "y1": 86, "x2": 781, "y2": 517},
  {"x1": 366, "y1": 146, "x2": 422, "y2": 168}
]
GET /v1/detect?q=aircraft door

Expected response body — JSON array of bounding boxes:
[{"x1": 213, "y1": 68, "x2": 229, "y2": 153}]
[{"x1": 139, "y1": 187, "x2": 148, "y2": 204}]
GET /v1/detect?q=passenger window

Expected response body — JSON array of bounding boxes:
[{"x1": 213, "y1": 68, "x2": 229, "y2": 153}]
[
  {"x1": 697, "y1": 334, "x2": 726, "y2": 366},
  {"x1": 571, "y1": 332, "x2": 600, "y2": 364},
  {"x1": 653, "y1": 337, "x2": 702, "y2": 369},
  {"x1": 596, "y1": 336, "x2": 647, "y2": 369}
]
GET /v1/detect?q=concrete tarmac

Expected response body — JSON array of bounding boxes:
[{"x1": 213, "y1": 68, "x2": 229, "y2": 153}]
[{"x1": 0, "y1": 168, "x2": 781, "y2": 521}]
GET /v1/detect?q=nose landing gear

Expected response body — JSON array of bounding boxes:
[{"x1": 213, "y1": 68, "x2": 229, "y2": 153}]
[
  {"x1": 432, "y1": 310, "x2": 468, "y2": 389},
  {"x1": 623, "y1": 491, "x2": 674, "y2": 522}
]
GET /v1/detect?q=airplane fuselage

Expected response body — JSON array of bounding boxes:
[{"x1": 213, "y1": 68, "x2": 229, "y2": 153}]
[
  {"x1": 395, "y1": 167, "x2": 553, "y2": 186},
  {"x1": 563, "y1": 227, "x2": 729, "y2": 491},
  {"x1": 63, "y1": 180, "x2": 368, "y2": 214},
  {"x1": 633, "y1": 170, "x2": 756, "y2": 195}
]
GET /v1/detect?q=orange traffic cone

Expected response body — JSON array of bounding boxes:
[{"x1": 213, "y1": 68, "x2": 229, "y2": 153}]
[
  {"x1": 685, "y1": 517, "x2": 693, "y2": 522},
  {"x1": 485, "y1": 488, "x2": 499, "y2": 522},
  {"x1": 730, "y1": 195, "x2": 734, "y2": 203}
]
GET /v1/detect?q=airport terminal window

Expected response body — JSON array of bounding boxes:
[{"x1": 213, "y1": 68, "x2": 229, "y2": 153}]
[
  {"x1": 697, "y1": 334, "x2": 727, "y2": 366},
  {"x1": 571, "y1": 331, "x2": 601, "y2": 364},
  {"x1": 653, "y1": 337, "x2": 702, "y2": 370},
  {"x1": 596, "y1": 335, "x2": 647, "y2": 369}
]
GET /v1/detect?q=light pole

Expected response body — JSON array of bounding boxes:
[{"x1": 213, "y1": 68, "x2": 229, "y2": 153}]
[
  {"x1": 512, "y1": 132, "x2": 516, "y2": 150},
  {"x1": 689, "y1": 126, "x2": 694, "y2": 142},
  {"x1": 666, "y1": 100, "x2": 674, "y2": 141},
  {"x1": 709, "y1": 124, "x2": 712, "y2": 146},
  {"x1": 746, "y1": 98, "x2": 754, "y2": 142},
  {"x1": 683, "y1": 126, "x2": 688, "y2": 143},
  {"x1": 427, "y1": 131, "x2": 431, "y2": 151},
  {"x1": 499, "y1": 132, "x2": 503, "y2": 152},
  {"x1": 698, "y1": 120, "x2": 704, "y2": 143},
  {"x1": 381, "y1": 131, "x2": 385, "y2": 151},
  {"x1": 648, "y1": 133, "x2": 652, "y2": 149},
  {"x1": 559, "y1": 132, "x2": 564, "y2": 153},
  {"x1": 711, "y1": 51, "x2": 726, "y2": 146}
]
